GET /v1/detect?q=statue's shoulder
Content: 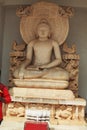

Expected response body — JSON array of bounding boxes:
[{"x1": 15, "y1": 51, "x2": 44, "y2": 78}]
[
  {"x1": 28, "y1": 39, "x2": 37, "y2": 46},
  {"x1": 52, "y1": 39, "x2": 59, "y2": 46}
]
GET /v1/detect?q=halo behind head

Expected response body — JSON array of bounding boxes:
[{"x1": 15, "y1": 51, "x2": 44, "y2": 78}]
[{"x1": 20, "y1": 2, "x2": 69, "y2": 45}]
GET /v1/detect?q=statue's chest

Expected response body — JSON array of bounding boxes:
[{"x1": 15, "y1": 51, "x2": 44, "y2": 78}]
[{"x1": 34, "y1": 42, "x2": 52, "y2": 54}]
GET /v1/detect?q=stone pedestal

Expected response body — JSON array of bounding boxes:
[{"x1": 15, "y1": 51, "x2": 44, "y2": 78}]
[{"x1": 7, "y1": 87, "x2": 86, "y2": 125}]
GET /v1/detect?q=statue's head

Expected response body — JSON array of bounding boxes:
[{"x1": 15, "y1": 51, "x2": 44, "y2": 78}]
[{"x1": 36, "y1": 19, "x2": 51, "y2": 38}]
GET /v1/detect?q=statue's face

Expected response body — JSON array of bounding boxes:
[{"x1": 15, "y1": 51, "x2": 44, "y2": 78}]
[{"x1": 37, "y1": 23, "x2": 50, "y2": 38}]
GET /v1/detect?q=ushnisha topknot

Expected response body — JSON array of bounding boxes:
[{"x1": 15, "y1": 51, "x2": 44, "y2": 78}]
[
  {"x1": 39, "y1": 19, "x2": 48, "y2": 24},
  {"x1": 37, "y1": 19, "x2": 50, "y2": 29}
]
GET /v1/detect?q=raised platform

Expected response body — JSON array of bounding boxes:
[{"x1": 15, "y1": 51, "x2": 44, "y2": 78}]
[
  {"x1": 12, "y1": 87, "x2": 75, "y2": 100},
  {"x1": 11, "y1": 96, "x2": 86, "y2": 106},
  {"x1": 13, "y1": 79, "x2": 69, "y2": 89}
]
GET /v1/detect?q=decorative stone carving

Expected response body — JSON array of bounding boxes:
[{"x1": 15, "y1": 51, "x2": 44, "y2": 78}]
[
  {"x1": 12, "y1": 3, "x2": 71, "y2": 89},
  {"x1": 6, "y1": 102, "x2": 25, "y2": 117},
  {"x1": 62, "y1": 42, "x2": 80, "y2": 97},
  {"x1": 8, "y1": 1, "x2": 86, "y2": 126}
]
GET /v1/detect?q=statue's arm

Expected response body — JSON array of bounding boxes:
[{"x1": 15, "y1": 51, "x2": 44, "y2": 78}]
[
  {"x1": 15, "y1": 42, "x2": 34, "y2": 79},
  {"x1": 39, "y1": 41, "x2": 62, "y2": 69},
  {"x1": 52, "y1": 40, "x2": 62, "y2": 65},
  {"x1": 20, "y1": 41, "x2": 33, "y2": 70}
]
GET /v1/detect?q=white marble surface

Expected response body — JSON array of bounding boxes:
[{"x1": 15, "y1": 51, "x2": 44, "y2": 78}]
[{"x1": 0, "y1": 118, "x2": 87, "y2": 130}]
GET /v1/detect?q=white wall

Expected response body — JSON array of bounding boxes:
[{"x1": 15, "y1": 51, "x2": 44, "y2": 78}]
[{"x1": 0, "y1": 1, "x2": 87, "y2": 110}]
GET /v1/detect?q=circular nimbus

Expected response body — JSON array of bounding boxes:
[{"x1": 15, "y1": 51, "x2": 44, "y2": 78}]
[{"x1": 20, "y1": 14, "x2": 69, "y2": 45}]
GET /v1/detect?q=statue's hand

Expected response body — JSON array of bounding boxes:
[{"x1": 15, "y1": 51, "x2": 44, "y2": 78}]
[
  {"x1": 19, "y1": 71, "x2": 24, "y2": 79},
  {"x1": 39, "y1": 67, "x2": 44, "y2": 70},
  {"x1": 39, "y1": 65, "x2": 47, "y2": 70},
  {"x1": 26, "y1": 66, "x2": 39, "y2": 71}
]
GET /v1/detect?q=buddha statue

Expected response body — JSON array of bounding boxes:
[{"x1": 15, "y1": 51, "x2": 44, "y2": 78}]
[{"x1": 13, "y1": 20, "x2": 69, "y2": 88}]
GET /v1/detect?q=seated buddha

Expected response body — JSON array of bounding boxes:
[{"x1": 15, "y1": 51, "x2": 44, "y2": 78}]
[{"x1": 13, "y1": 19, "x2": 69, "y2": 88}]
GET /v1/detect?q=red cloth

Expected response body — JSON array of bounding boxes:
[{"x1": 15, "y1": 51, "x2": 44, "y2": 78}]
[
  {"x1": 0, "y1": 83, "x2": 11, "y2": 120},
  {"x1": 24, "y1": 121, "x2": 49, "y2": 130}
]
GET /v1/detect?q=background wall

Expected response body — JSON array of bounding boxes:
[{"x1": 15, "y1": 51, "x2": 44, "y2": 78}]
[
  {"x1": 0, "y1": 5, "x2": 5, "y2": 80},
  {"x1": 0, "y1": 0, "x2": 87, "y2": 111}
]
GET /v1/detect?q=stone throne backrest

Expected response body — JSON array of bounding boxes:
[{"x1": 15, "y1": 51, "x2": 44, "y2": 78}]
[{"x1": 9, "y1": 1, "x2": 79, "y2": 97}]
